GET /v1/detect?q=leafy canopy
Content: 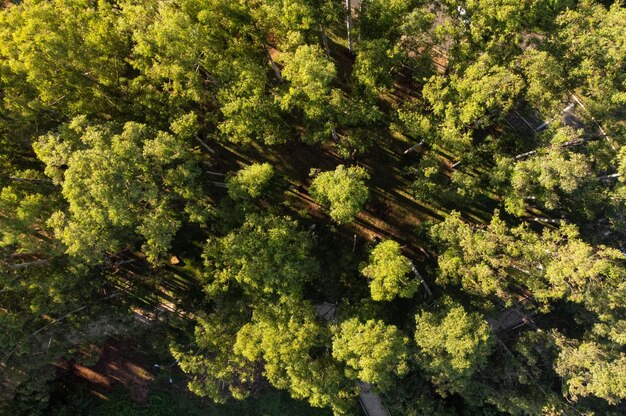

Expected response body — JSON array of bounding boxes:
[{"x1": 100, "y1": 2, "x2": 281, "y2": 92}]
[
  {"x1": 309, "y1": 165, "x2": 369, "y2": 224},
  {"x1": 361, "y1": 240, "x2": 417, "y2": 301}
]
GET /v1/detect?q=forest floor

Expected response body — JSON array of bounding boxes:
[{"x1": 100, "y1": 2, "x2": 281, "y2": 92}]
[{"x1": 50, "y1": 336, "x2": 331, "y2": 416}]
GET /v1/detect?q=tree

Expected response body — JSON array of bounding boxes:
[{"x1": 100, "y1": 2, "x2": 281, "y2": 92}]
[
  {"x1": 504, "y1": 144, "x2": 592, "y2": 216},
  {"x1": 172, "y1": 306, "x2": 260, "y2": 404},
  {"x1": 361, "y1": 240, "x2": 417, "y2": 301},
  {"x1": 332, "y1": 318, "x2": 409, "y2": 390},
  {"x1": 33, "y1": 116, "x2": 208, "y2": 264},
  {"x1": 202, "y1": 213, "x2": 318, "y2": 299},
  {"x1": 280, "y1": 44, "x2": 339, "y2": 143},
  {"x1": 555, "y1": 337, "x2": 626, "y2": 405},
  {"x1": 309, "y1": 165, "x2": 369, "y2": 224},
  {"x1": 252, "y1": 0, "x2": 342, "y2": 51},
  {"x1": 517, "y1": 48, "x2": 567, "y2": 115},
  {"x1": 423, "y1": 53, "x2": 523, "y2": 150},
  {"x1": 556, "y1": 0, "x2": 626, "y2": 132},
  {"x1": 234, "y1": 301, "x2": 354, "y2": 415},
  {"x1": 431, "y1": 211, "x2": 626, "y2": 310},
  {"x1": 217, "y1": 58, "x2": 287, "y2": 145},
  {"x1": 227, "y1": 162, "x2": 277, "y2": 201},
  {"x1": 414, "y1": 298, "x2": 494, "y2": 396},
  {"x1": 0, "y1": 0, "x2": 132, "y2": 122}
]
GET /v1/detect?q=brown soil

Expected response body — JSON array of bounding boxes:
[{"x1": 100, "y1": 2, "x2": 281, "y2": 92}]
[{"x1": 58, "y1": 339, "x2": 154, "y2": 404}]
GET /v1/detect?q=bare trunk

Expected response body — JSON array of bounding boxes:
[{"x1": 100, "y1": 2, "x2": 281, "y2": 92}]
[
  {"x1": 9, "y1": 177, "x2": 52, "y2": 184},
  {"x1": 345, "y1": 0, "x2": 353, "y2": 53},
  {"x1": 6, "y1": 259, "x2": 49, "y2": 269},
  {"x1": 320, "y1": 25, "x2": 331, "y2": 56},
  {"x1": 598, "y1": 173, "x2": 620, "y2": 181},
  {"x1": 531, "y1": 217, "x2": 561, "y2": 225},
  {"x1": 515, "y1": 149, "x2": 537, "y2": 160},
  {"x1": 410, "y1": 261, "x2": 432, "y2": 297},
  {"x1": 267, "y1": 49, "x2": 283, "y2": 83},
  {"x1": 211, "y1": 181, "x2": 228, "y2": 188},
  {"x1": 403, "y1": 140, "x2": 424, "y2": 154},
  {"x1": 194, "y1": 135, "x2": 216, "y2": 154},
  {"x1": 331, "y1": 127, "x2": 339, "y2": 143}
]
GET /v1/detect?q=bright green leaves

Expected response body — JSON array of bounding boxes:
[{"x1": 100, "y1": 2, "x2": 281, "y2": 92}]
[
  {"x1": 432, "y1": 211, "x2": 625, "y2": 310},
  {"x1": 414, "y1": 300, "x2": 494, "y2": 396},
  {"x1": 281, "y1": 44, "x2": 339, "y2": 143},
  {"x1": 556, "y1": 1, "x2": 626, "y2": 124},
  {"x1": 0, "y1": 0, "x2": 131, "y2": 119},
  {"x1": 555, "y1": 339, "x2": 626, "y2": 405},
  {"x1": 233, "y1": 301, "x2": 353, "y2": 414},
  {"x1": 33, "y1": 117, "x2": 206, "y2": 264},
  {"x1": 506, "y1": 145, "x2": 591, "y2": 216},
  {"x1": 361, "y1": 240, "x2": 417, "y2": 301},
  {"x1": 426, "y1": 54, "x2": 523, "y2": 129},
  {"x1": 332, "y1": 318, "x2": 409, "y2": 390},
  {"x1": 218, "y1": 58, "x2": 286, "y2": 145},
  {"x1": 423, "y1": 54, "x2": 523, "y2": 152},
  {"x1": 281, "y1": 44, "x2": 336, "y2": 109},
  {"x1": 173, "y1": 307, "x2": 259, "y2": 404},
  {"x1": 202, "y1": 214, "x2": 318, "y2": 298},
  {"x1": 226, "y1": 162, "x2": 276, "y2": 201},
  {"x1": 517, "y1": 48, "x2": 566, "y2": 115},
  {"x1": 309, "y1": 165, "x2": 369, "y2": 224}
]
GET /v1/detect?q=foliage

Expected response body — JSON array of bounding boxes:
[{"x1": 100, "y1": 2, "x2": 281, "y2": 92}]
[
  {"x1": 431, "y1": 211, "x2": 626, "y2": 310},
  {"x1": 33, "y1": 117, "x2": 208, "y2": 265},
  {"x1": 309, "y1": 165, "x2": 369, "y2": 224},
  {"x1": 414, "y1": 298, "x2": 494, "y2": 396},
  {"x1": 227, "y1": 163, "x2": 276, "y2": 201},
  {"x1": 332, "y1": 318, "x2": 409, "y2": 390},
  {"x1": 361, "y1": 240, "x2": 417, "y2": 301},
  {"x1": 202, "y1": 214, "x2": 318, "y2": 298},
  {"x1": 1, "y1": 0, "x2": 626, "y2": 414}
]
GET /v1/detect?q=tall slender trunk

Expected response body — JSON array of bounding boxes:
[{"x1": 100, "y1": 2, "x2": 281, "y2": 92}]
[
  {"x1": 194, "y1": 135, "x2": 216, "y2": 154},
  {"x1": 320, "y1": 25, "x2": 331, "y2": 56},
  {"x1": 345, "y1": 0, "x2": 353, "y2": 53},
  {"x1": 9, "y1": 177, "x2": 52, "y2": 184},
  {"x1": 6, "y1": 259, "x2": 49, "y2": 269},
  {"x1": 267, "y1": 48, "x2": 283, "y2": 83}
]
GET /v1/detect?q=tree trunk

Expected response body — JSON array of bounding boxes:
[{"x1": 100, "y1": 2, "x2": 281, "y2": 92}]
[
  {"x1": 6, "y1": 259, "x2": 49, "y2": 269},
  {"x1": 598, "y1": 173, "x2": 620, "y2": 181},
  {"x1": 194, "y1": 135, "x2": 216, "y2": 154},
  {"x1": 9, "y1": 177, "x2": 52, "y2": 184},
  {"x1": 403, "y1": 140, "x2": 424, "y2": 154},
  {"x1": 410, "y1": 261, "x2": 432, "y2": 298},
  {"x1": 320, "y1": 25, "x2": 331, "y2": 56},
  {"x1": 345, "y1": 0, "x2": 353, "y2": 53},
  {"x1": 267, "y1": 49, "x2": 284, "y2": 83}
]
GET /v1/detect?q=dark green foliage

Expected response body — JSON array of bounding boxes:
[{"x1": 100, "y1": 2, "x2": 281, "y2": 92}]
[{"x1": 1, "y1": 0, "x2": 626, "y2": 415}]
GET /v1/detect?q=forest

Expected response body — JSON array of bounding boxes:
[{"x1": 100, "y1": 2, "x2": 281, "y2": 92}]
[{"x1": 0, "y1": 0, "x2": 625, "y2": 415}]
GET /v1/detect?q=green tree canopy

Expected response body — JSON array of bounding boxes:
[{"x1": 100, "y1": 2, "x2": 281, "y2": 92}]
[
  {"x1": 280, "y1": 44, "x2": 339, "y2": 143},
  {"x1": 202, "y1": 213, "x2": 319, "y2": 299},
  {"x1": 227, "y1": 162, "x2": 277, "y2": 201},
  {"x1": 414, "y1": 299, "x2": 494, "y2": 396},
  {"x1": 361, "y1": 240, "x2": 417, "y2": 301},
  {"x1": 332, "y1": 318, "x2": 410, "y2": 390},
  {"x1": 432, "y1": 212, "x2": 626, "y2": 310},
  {"x1": 309, "y1": 165, "x2": 369, "y2": 224},
  {"x1": 33, "y1": 116, "x2": 208, "y2": 264}
]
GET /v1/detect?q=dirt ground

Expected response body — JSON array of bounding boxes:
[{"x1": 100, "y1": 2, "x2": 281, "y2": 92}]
[{"x1": 58, "y1": 339, "x2": 154, "y2": 404}]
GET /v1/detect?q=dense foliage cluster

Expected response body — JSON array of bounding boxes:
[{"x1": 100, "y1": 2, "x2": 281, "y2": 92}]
[{"x1": 1, "y1": 0, "x2": 625, "y2": 415}]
